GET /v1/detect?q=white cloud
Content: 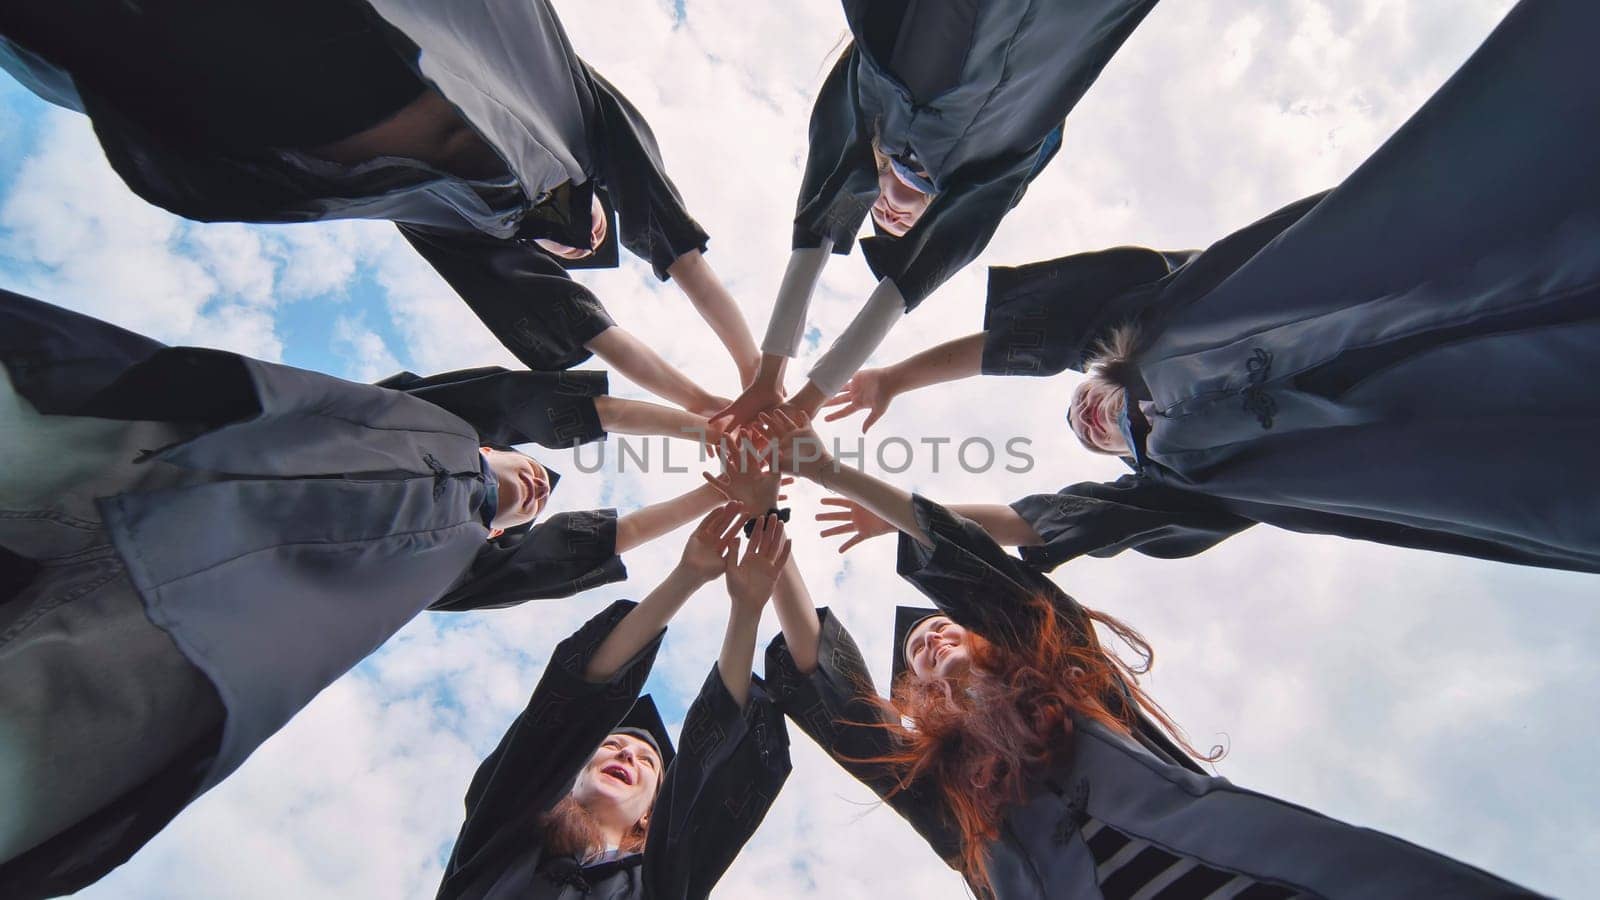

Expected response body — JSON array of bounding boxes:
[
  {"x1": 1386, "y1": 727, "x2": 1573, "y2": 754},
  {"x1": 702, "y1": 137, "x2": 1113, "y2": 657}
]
[{"x1": 0, "y1": 1, "x2": 1585, "y2": 898}]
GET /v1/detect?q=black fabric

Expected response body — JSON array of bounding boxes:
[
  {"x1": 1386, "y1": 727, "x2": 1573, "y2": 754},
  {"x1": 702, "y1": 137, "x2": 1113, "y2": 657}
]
[
  {"x1": 439, "y1": 604, "x2": 789, "y2": 900},
  {"x1": 1009, "y1": 476, "x2": 1256, "y2": 570},
  {"x1": 397, "y1": 225, "x2": 617, "y2": 372},
  {"x1": 375, "y1": 367, "x2": 607, "y2": 448},
  {"x1": 430, "y1": 509, "x2": 626, "y2": 613},
  {"x1": 888, "y1": 0, "x2": 980, "y2": 103},
  {"x1": 0, "y1": 0, "x2": 424, "y2": 151},
  {"x1": 438, "y1": 600, "x2": 661, "y2": 900}
]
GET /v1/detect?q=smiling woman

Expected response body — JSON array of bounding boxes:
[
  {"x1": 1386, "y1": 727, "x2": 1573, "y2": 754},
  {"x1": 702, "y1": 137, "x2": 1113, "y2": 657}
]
[{"x1": 435, "y1": 506, "x2": 794, "y2": 900}]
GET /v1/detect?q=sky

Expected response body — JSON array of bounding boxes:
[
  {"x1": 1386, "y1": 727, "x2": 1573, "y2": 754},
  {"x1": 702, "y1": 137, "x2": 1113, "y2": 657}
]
[{"x1": 2, "y1": 0, "x2": 1596, "y2": 897}]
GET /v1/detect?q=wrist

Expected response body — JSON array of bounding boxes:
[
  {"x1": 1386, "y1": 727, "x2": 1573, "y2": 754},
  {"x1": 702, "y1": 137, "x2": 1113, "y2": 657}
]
[
  {"x1": 791, "y1": 382, "x2": 827, "y2": 416},
  {"x1": 673, "y1": 561, "x2": 719, "y2": 588},
  {"x1": 756, "y1": 353, "x2": 787, "y2": 387}
]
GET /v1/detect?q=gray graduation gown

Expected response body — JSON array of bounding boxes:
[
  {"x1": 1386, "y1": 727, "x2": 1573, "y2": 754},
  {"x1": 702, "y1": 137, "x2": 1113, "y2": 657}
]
[
  {"x1": 0, "y1": 0, "x2": 709, "y2": 371},
  {"x1": 794, "y1": 0, "x2": 1158, "y2": 308},
  {"x1": 764, "y1": 497, "x2": 1540, "y2": 898},
  {"x1": 437, "y1": 600, "x2": 791, "y2": 900},
  {"x1": 983, "y1": 0, "x2": 1600, "y2": 573},
  {"x1": 0, "y1": 291, "x2": 625, "y2": 895}
]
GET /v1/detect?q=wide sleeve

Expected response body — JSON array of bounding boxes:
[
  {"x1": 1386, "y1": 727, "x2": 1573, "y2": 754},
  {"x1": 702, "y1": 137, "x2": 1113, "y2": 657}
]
[
  {"x1": 981, "y1": 246, "x2": 1195, "y2": 377},
  {"x1": 857, "y1": 152, "x2": 1037, "y2": 311},
  {"x1": 641, "y1": 668, "x2": 792, "y2": 900},
  {"x1": 374, "y1": 366, "x2": 607, "y2": 448},
  {"x1": 1008, "y1": 475, "x2": 1256, "y2": 571},
  {"x1": 763, "y1": 609, "x2": 964, "y2": 867},
  {"x1": 428, "y1": 509, "x2": 627, "y2": 612},
  {"x1": 895, "y1": 494, "x2": 1089, "y2": 658},
  {"x1": 580, "y1": 63, "x2": 710, "y2": 281},
  {"x1": 440, "y1": 599, "x2": 662, "y2": 891},
  {"x1": 792, "y1": 48, "x2": 880, "y2": 255},
  {"x1": 396, "y1": 223, "x2": 616, "y2": 372}
]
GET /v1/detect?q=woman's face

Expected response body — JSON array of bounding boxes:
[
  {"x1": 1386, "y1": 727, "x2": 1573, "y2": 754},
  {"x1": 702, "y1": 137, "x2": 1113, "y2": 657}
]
[
  {"x1": 905, "y1": 615, "x2": 973, "y2": 679},
  {"x1": 480, "y1": 447, "x2": 551, "y2": 531},
  {"x1": 569, "y1": 732, "x2": 662, "y2": 834},
  {"x1": 536, "y1": 193, "x2": 608, "y2": 260},
  {"x1": 1068, "y1": 380, "x2": 1130, "y2": 455},
  {"x1": 872, "y1": 162, "x2": 934, "y2": 237}
]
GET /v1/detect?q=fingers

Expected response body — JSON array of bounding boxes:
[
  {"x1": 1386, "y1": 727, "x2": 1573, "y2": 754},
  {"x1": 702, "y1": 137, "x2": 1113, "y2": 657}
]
[
  {"x1": 819, "y1": 523, "x2": 854, "y2": 538},
  {"x1": 823, "y1": 401, "x2": 862, "y2": 423},
  {"x1": 862, "y1": 408, "x2": 884, "y2": 432},
  {"x1": 772, "y1": 538, "x2": 793, "y2": 570},
  {"x1": 819, "y1": 497, "x2": 855, "y2": 509},
  {"x1": 820, "y1": 392, "x2": 853, "y2": 409},
  {"x1": 701, "y1": 471, "x2": 729, "y2": 496},
  {"x1": 839, "y1": 534, "x2": 866, "y2": 553}
]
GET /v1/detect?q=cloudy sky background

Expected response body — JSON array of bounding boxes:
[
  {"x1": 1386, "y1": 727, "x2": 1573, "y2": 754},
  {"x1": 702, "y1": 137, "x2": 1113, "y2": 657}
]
[{"x1": 3, "y1": 0, "x2": 1596, "y2": 896}]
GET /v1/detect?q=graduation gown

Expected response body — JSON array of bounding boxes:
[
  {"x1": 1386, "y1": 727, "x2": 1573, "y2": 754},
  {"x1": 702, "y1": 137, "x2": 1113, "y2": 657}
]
[
  {"x1": 438, "y1": 600, "x2": 791, "y2": 900},
  {"x1": 983, "y1": 0, "x2": 1600, "y2": 574},
  {"x1": 764, "y1": 497, "x2": 1540, "y2": 899},
  {"x1": 0, "y1": 0, "x2": 708, "y2": 371},
  {"x1": 0, "y1": 291, "x2": 626, "y2": 895},
  {"x1": 794, "y1": 0, "x2": 1157, "y2": 308}
]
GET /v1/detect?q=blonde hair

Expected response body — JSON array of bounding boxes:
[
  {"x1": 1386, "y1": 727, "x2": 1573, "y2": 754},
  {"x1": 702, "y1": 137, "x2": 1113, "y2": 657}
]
[{"x1": 1073, "y1": 322, "x2": 1143, "y2": 456}]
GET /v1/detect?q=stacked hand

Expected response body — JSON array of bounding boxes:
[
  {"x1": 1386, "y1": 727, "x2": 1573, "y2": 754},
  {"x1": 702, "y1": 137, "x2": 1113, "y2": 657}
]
[
  {"x1": 702, "y1": 434, "x2": 792, "y2": 513},
  {"x1": 815, "y1": 497, "x2": 892, "y2": 553},
  {"x1": 749, "y1": 409, "x2": 833, "y2": 480},
  {"x1": 725, "y1": 513, "x2": 791, "y2": 614},
  {"x1": 821, "y1": 368, "x2": 897, "y2": 432},
  {"x1": 678, "y1": 504, "x2": 747, "y2": 583}
]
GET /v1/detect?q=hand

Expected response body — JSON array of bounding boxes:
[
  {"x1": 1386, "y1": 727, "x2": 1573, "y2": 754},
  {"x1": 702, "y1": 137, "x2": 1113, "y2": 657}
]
[
  {"x1": 725, "y1": 514, "x2": 792, "y2": 615},
  {"x1": 821, "y1": 368, "x2": 897, "y2": 433},
  {"x1": 753, "y1": 409, "x2": 833, "y2": 480},
  {"x1": 816, "y1": 497, "x2": 893, "y2": 553},
  {"x1": 709, "y1": 378, "x2": 785, "y2": 433},
  {"x1": 701, "y1": 437, "x2": 792, "y2": 513},
  {"x1": 678, "y1": 503, "x2": 746, "y2": 583}
]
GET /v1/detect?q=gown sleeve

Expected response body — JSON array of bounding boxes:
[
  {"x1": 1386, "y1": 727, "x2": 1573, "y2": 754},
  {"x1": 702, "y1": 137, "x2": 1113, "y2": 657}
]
[
  {"x1": 1008, "y1": 474, "x2": 1256, "y2": 570},
  {"x1": 375, "y1": 366, "x2": 606, "y2": 448},
  {"x1": 641, "y1": 668, "x2": 792, "y2": 900},
  {"x1": 980, "y1": 192, "x2": 1327, "y2": 377},
  {"x1": 792, "y1": 48, "x2": 880, "y2": 255},
  {"x1": 439, "y1": 599, "x2": 663, "y2": 892},
  {"x1": 428, "y1": 509, "x2": 627, "y2": 612},
  {"x1": 857, "y1": 150, "x2": 1041, "y2": 311},
  {"x1": 580, "y1": 62, "x2": 711, "y2": 281},
  {"x1": 395, "y1": 223, "x2": 616, "y2": 371},
  {"x1": 763, "y1": 609, "x2": 965, "y2": 868}
]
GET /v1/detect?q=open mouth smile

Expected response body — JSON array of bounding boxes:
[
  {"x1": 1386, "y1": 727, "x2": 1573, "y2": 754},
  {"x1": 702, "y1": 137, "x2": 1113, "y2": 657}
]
[{"x1": 601, "y1": 764, "x2": 633, "y2": 787}]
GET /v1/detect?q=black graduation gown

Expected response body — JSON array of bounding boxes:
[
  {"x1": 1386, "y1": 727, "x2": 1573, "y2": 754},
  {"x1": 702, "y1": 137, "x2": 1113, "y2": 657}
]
[
  {"x1": 983, "y1": 0, "x2": 1600, "y2": 574},
  {"x1": 793, "y1": 0, "x2": 1157, "y2": 308},
  {"x1": 0, "y1": 291, "x2": 626, "y2": 894},
  {"x1": 438, "y1": 600, "x2": 791, "y2": 900},
  {"x1": 764, "y1": 497, "x2": 1541, "y2": 898},
  {"x1": 0, "y1": 0, "x2": 708, "y2": 371}
]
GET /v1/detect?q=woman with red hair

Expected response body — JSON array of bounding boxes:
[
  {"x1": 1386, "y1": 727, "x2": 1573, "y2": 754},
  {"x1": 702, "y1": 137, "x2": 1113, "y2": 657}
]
[{"x1": 757, "y1": 410, "x2": 1537, "y2": 899}]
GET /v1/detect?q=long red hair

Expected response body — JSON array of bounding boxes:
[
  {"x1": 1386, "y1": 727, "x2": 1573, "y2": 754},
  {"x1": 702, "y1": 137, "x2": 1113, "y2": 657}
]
[
  {"x1": 538, "y1": 795, "x2": 650, "y2": 863},
  {"x1": 858, "y1": 594, "x2": 1213, "y2": 897}
]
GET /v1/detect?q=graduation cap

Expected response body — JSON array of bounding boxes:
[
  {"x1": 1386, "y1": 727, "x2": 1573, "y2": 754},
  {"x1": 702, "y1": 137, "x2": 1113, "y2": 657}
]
[
  {"x1": 891, "y1": 605, "x2": 945, "y2": 683},
  {"x1": 612, "y1": 694, "x2": 675, "y2": 770}
]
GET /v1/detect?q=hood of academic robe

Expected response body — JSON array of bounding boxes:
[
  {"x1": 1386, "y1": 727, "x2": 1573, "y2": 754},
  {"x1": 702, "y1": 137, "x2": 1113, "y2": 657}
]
[{"x1": 0, "y1": 292, "x2": 492, "y2": 797}]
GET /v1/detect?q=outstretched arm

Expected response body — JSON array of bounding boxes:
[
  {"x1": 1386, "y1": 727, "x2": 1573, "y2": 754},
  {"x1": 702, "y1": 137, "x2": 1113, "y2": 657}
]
[
  {"x1": 709, "y1": 244, "x2": 834, "y2": 429},
  {"x1": 821, "y1": 332, "x2": 985, "y2": 432},
  {"x1": 587, "y1": 326, "x2": 727, "y2": 418},
  {"x1": 817, "y1": 498, "x2": 1040, "y2": 555},
  {"x1": 615, "y1": 483, "x2": 726, "y2": 556},
  {"x1": 594, "y1": 395, "x2": 715, "y2": 444},
  {"x1": 667, "y1": 249, "x2": 761, "y2": 387},
  {"x1": 587, "y1": 505, "x2": 744, "y2": 681},
  {"x1": 719, "y1": 514, "x2": 791, "y2": 706}
]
